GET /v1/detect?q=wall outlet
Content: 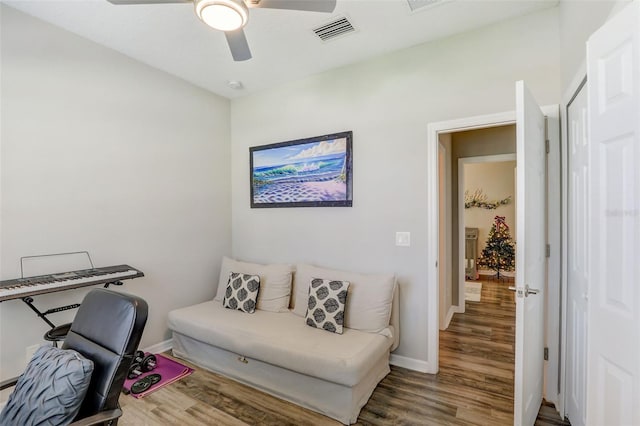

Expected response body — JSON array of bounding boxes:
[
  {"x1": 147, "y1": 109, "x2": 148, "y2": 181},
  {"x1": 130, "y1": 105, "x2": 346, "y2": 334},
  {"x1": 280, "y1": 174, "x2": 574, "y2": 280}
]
[
  {"x1": 25, "y1": 344, "x2": 40, "y2": 364},
  {"x1": 395, "y1": 231, "x2": 411, "y2": 247}
]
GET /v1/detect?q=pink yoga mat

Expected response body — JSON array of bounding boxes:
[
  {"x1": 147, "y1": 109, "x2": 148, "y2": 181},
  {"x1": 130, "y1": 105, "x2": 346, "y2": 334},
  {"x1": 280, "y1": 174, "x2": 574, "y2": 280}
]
[{"x1": 123, "y1": 353, "x2": 194, "y2": 399}]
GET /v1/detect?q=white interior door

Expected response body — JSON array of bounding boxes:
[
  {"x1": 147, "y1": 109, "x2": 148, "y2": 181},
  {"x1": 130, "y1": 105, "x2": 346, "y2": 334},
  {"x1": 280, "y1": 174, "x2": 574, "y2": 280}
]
[
  {"x1": 514, "y1": 80, "x2": 546, "y2": 426},
  {"x1": 566, "y1": 81, "x2": 588, "y2": 426},
  {"x1": 586, "y1": 1, "x2": 640, "y2": 425}
]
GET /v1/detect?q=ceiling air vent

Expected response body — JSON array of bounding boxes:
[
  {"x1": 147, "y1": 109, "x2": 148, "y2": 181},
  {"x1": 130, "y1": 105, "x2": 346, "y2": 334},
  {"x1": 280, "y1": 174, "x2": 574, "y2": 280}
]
[
  {"x1": 313, "y1": 16, "x2": 355, "y2": 42},
  {"x1": 406, "y1": 0, "x2": 447, "y2": 12}
]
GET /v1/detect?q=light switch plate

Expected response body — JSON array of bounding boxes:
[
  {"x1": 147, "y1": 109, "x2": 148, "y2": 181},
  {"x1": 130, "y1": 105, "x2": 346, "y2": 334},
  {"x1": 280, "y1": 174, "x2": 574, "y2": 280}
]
[{"x1": 396, "y1": 232, "x2": 411, "y2": 247}]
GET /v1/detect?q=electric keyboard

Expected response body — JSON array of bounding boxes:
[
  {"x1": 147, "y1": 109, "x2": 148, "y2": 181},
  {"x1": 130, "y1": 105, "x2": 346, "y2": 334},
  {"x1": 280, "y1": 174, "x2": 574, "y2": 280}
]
[{"x1": 0, "y1": 264, "x2": 144, "y2": 302}]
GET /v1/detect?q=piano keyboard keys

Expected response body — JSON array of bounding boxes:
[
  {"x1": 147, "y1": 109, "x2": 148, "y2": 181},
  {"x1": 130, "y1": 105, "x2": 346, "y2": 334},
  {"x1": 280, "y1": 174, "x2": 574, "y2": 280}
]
[{"x1": 0, "y1": 265, "x2": 143, "y2": 302}]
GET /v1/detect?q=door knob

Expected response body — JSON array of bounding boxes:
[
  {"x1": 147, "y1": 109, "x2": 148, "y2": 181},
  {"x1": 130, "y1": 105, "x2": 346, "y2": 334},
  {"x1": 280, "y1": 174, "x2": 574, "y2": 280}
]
[
  {"x1": 525, "y1": 285, "x2": 540, "y2": 296},
  {"x1": 507, "y1": 285, "x2": 540, "y2": 297}
]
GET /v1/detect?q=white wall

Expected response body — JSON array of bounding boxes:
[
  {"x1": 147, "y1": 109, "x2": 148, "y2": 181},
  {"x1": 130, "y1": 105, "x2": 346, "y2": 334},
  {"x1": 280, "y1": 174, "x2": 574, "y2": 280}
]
[
  {"x1": 230, "y1": 8, "x2": 561, "y2": 366},
  {"x1": 559, "y1": 0, "x2": 625, "y2": 88},
  {"x1": 0, "y1": 6, "x2": 231, "y2": 380}
]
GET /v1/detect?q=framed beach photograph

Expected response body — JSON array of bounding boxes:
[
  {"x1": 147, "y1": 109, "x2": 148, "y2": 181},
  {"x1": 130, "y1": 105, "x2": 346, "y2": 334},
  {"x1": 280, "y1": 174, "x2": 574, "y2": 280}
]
[{"x1": 250, "y1": 131, "x2": 353, "y2": 208}]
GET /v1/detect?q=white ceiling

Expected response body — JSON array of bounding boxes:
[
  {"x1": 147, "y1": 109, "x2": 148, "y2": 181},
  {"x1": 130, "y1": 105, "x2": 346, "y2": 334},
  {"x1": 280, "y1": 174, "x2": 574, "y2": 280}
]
[{"x1": 2, "y1": 0, "x2": 557, "y2": 99}]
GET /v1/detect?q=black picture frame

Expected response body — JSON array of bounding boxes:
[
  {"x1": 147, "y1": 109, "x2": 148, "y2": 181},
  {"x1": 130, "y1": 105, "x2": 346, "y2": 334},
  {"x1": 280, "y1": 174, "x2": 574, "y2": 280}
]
[{"x1": 250, "y1": 131, "x2": 353, "y2": 208}]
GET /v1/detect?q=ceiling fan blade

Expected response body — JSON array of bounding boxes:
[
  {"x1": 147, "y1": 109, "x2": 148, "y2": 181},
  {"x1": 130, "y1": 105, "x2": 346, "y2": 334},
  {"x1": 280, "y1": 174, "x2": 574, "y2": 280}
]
[
  {"x1": 225, "y1": 29, "x2": 252, "y2": 61},
  {"x1": 107, "y1": 0, "x2": 190, "y2": 4},
  {"x1": 250, "y1": 0, "x2": 336, "y2": 13},
  {"x1": 106, "y1": 0, "x2": 191, "y2": 4}
]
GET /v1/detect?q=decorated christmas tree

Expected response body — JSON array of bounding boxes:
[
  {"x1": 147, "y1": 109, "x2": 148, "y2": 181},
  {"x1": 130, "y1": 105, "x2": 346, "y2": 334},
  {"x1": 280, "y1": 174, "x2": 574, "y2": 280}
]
[{"x1": 477, "y1": 216, "x2": 516, "y2": 279}]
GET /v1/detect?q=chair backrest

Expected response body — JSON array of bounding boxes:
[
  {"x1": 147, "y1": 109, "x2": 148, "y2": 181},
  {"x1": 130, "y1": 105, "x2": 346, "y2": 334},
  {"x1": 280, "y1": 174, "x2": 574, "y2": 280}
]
[{"x1": 62, "y1": 288, "x2": 148, "y2": 421}]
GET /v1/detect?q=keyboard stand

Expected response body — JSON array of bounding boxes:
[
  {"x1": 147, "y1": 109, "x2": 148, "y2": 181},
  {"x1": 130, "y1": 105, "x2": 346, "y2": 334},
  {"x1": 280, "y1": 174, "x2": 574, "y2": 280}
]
[
  {"x1": 22, "y1": 297, "x2": 80, "y2": 330},
  {"x1": 22, "y1": 280, "x2": 123, "y2": 343},
  {"x1": 0, "y1": 255, "x2": 142, "y2": 391}
]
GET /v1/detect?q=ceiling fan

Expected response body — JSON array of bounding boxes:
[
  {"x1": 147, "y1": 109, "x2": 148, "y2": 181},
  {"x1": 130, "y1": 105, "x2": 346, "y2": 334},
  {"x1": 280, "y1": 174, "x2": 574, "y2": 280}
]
[{"x1": 106, "y1": 0, "x2": 337, "y2": 61}]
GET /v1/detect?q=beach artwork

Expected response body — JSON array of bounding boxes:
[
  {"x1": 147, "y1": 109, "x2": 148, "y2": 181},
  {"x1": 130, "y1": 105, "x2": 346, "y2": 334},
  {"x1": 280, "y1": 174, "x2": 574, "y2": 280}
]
[{"x1": 250, "y1": 132, "x2": 353, "y2": 208}]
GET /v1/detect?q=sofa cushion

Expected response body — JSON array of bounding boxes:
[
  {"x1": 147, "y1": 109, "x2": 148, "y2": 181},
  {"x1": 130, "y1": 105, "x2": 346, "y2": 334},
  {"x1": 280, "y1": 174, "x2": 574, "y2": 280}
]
[
  {"x1": 223, "y1": 272, "x2": 260, "y2": 313},
  {"x1": 214, "y1": 256, "x2": 293, "y2": 313},
  {"x1": 168, "y1": 300, "x2": 392, "y2": 387},
  {"x1": 305, "y1": 278, "x2": 349, "y2": 334},
  {"x1": 292, "y1": 264, "x2": 396, "y2": 336}
]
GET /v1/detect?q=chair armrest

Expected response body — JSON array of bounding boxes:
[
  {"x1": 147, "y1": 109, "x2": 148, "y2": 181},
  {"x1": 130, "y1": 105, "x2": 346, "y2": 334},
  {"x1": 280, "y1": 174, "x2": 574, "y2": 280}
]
[
  {"x1": 70, "y1": 408, "x2": 123, "y2": 426},
  {"x1": 0, "y1": 377, "x2": 18, "y2": 391}
]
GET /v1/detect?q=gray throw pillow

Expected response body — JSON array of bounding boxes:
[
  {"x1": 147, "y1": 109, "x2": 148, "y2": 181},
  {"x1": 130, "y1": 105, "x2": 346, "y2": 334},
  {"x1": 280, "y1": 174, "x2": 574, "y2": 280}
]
[
  {"x1": 223, "y1": 272, "x2": 260, "y2": 313},
  {"x1": 0, "y1": 345, "x2": 94, "y2": 426},
  {"x1": 305, "y1": 278, "x2": 349, "y2": 334}
]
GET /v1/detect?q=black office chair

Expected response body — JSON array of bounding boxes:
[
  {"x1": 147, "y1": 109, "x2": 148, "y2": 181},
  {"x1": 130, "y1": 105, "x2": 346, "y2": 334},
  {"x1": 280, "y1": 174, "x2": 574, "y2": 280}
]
[{"x1": 0, "y1": 289, "x2": 148, "y2": 426}]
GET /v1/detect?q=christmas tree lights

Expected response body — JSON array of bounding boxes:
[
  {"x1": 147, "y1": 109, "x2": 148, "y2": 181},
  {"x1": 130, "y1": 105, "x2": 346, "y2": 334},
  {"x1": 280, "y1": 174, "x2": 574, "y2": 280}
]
[{"x1": 477, "y1": 216, "x2": 516, "y2": 279}]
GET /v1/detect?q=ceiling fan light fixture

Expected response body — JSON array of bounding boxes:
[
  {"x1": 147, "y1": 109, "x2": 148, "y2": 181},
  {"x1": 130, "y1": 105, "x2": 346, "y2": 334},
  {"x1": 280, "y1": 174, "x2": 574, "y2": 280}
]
[{"x1": 195, "y1": 0, "x2": 249, "y2": 32}]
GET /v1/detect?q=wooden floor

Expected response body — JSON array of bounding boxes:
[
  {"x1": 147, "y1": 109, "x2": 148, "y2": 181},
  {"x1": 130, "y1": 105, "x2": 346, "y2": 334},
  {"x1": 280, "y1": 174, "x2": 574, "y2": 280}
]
[
  {"x1": 438, "y1": 279, "x2": 517, "y2": 424},
  {"x1": 120, "y1": 280, "x2": 569, "y2": 425}
]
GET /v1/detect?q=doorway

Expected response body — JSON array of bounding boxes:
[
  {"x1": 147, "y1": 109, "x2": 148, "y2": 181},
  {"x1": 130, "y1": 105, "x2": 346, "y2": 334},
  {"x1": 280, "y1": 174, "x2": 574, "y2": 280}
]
[
  {"x1": 427, "y1": 103, "x2": 562, "y2": 415},
  {"x1": 438, "y1": 125, "x2": 517, "y2": 330},
  {"x1": 438, "y1": 131, "x2": 519, "y2": 421}
]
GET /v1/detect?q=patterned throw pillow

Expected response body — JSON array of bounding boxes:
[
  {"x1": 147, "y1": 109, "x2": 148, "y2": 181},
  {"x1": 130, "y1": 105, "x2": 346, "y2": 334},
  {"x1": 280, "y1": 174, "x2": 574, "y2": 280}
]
[
  {"x1": 223, "y1": 272, "x2": 260, "y2": 313},
  {"x1": 0, "y1": 345, "x2": 93, "y2": 426},
  {"x1": 305, "y1": 278, "x2": 349, "y2": 334}
]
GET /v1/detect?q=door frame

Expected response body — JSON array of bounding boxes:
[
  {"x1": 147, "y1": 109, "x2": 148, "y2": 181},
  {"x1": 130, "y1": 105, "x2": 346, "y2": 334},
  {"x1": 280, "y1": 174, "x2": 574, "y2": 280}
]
[
  {"x1": 428, "y1": 110, "x2": 516, "y2": 374},
  {"x1": 562, "y1": 75, "x2": 588, "y2": 426},
  {"x1": 560, "y1": 70, "x2": 587, "y2": 420},
  {"x1": 457, "y1": 153, "x2": 517, "y2": 312},
  {"x1": 427, "y1": 106, "x2": 561, "y2": 409},
  {"x1": 438, "y1": 141, "x2": 451, "y2": 330}
]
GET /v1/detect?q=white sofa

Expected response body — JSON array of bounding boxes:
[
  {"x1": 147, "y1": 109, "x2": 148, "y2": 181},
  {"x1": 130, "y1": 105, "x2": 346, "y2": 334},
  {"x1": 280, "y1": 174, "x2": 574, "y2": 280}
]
[{"x1": 167, "y1": 257, "x2": 399, "y2": 425}]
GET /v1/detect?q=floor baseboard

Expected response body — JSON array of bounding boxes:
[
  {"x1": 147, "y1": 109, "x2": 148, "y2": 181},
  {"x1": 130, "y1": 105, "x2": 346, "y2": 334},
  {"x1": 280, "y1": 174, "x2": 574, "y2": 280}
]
[
  {"x1": 144, "y1": 338, "x2": 173, "y2": 354},
  {"x1": 389, "y1": 354, "x2": 431, "y2": 373},
  {"x1": 444, "y1": 305, "x2": 459, "y2": 329},
  {"x1": 147, "y1": 338, "x2": 433, "y2": 375}
]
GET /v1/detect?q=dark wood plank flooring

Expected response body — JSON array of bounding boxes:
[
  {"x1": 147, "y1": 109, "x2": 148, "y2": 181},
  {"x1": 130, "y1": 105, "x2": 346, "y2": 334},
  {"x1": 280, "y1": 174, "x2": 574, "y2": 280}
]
[
  {"x1": 438, "y1": 279, "x2": 517, "y2": 424},
  {"x1": 120, "y1": 280, "x2": 569, "y2": 425}
]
